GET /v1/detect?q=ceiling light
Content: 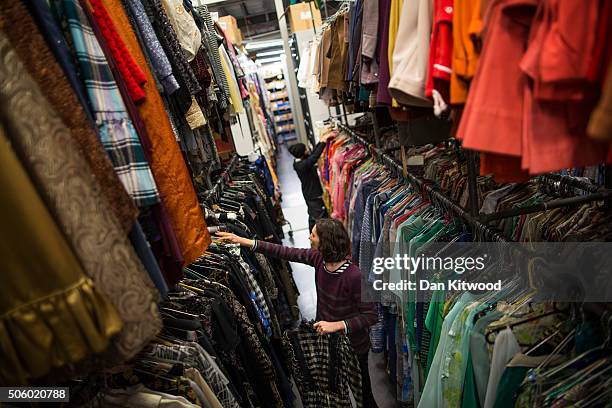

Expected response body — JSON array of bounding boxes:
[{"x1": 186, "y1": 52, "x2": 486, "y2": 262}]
[
  {"x1": 245, "y1": 39, "x2": 284, "y2": 50},
  {"x1": 256, "y1": 50, "x2": 284, "y2": 58},
  {"x1": 257, "y1": 56, "x2": 282, "y2": 64}
]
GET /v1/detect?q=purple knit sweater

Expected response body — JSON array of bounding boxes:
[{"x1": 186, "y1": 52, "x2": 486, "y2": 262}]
[{"x1": 255, "y1": 241, "x2": 377, "y2": 354}]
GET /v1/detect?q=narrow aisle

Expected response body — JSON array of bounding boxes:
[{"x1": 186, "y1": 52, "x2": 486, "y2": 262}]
[
  {"x1": 277, "y1": 144, "x2": 317, "y2": 321},
  {"x1": 276, "y1": 143, "x2": 399, "y2": 408}
]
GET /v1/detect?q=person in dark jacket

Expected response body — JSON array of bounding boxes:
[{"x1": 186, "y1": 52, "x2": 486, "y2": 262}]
[
  {"x1": 288, "y1": 133, "x2": 333, "y2": 231},
  {"x1": 217, "y1": 218, "x2": 379, "y2": 408}
]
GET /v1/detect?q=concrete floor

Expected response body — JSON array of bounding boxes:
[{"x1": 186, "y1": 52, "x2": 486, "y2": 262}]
[{"x1": 276, "y1": 145, "x2": 399, "y2": 408}]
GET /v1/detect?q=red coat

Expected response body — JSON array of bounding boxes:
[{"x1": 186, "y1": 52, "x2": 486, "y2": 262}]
[
  {"x1": 459, "y1": 0, "x2": 611, "y2": 179},
  {"x1": 425, "y1": 0, "x2": 454, "y2": 100}
]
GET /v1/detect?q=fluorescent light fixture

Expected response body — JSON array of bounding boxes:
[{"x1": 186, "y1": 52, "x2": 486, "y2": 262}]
[
  {"x1": 256, "y1": 50, "x2": 284, "y2": 58},
  {"x1": 245, "y1": 39, "x2": 284, "y2": 50},
  {"x1": 257, "y1": 56, "x2": 282, "y2": 64}
]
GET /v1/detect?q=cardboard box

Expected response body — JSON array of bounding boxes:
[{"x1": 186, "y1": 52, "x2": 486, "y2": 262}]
[
  {"x1": 289, "y1": 3, "x2": 322, "y2": 33},
  {"x1": 218, "y1": 15, "x2": 242, "y2": 44}
]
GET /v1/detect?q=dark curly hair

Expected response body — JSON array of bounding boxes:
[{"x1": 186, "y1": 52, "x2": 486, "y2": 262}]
[{"x1": 315, "y1": 218, "x2": 351, "y2": 262}]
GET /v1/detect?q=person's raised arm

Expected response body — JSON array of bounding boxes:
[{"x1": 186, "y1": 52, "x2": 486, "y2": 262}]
[
  {"x1": 299, "y1": 132, "x2": 335, "y2": 168},
  {"x1": 216, "y1": 231, "x2": 319, "y2": 266}
]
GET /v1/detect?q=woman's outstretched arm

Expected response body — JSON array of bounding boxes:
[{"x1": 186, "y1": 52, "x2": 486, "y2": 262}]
[{"x1": 216, "y1": 231, "x2": 320, "y2": 266}]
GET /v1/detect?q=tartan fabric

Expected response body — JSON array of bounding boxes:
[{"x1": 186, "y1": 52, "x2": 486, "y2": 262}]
[
  {"x1": 58, "y1": 0, "x2": 160, "y2": 207},
  {"x1": 228, "y1": 246, "x2": 272, "y2": 336},
  {"x1": 185, "y1": 279, "x2": 285, "y2": 408},
  {"x1": 283, "y1": 322, "x2": 363, "y2": 408}
]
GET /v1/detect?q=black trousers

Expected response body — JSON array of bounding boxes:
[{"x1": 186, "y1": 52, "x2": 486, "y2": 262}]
[
  {"x1": 305, "y1": 197, "x2": 328, "y2": 232},
  {"x1": 358, "y1": 353, "x2": 379, "y2": 408}
]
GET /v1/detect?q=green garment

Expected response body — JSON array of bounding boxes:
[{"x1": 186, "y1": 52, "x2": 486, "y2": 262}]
[
  {"x1": 405, "y1": 220, "x2": 445, "y2": 354},
  {"x1": 442, "y1": 297, "x2": 487, "y2": 408},
  {"x1": 425, "y1": 288, "x2": 446, "y2": 376},
  {"x1": 492, "y1": 353, "x2": 565, "y2": 408},
  {"x1": 418, "y1": 292, "x2": 477, "y2": 408},
  {"x1": 492, "y1": 366, "x2": 529, "y2": 408},
  {"x1": 462, "y1": 357, "x2": 480, "y2": 408},
  {"x1": 388, "y1": 215, "x2": 425, "y2": 299}
]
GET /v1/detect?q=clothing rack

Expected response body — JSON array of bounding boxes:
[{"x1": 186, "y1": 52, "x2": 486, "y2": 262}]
[
  {"x1": 538, "y1": 173, "x2": 601, "y2": 194},
  {"x1": 337, "y1": 123, "x2": 510, "y2": 242},
  {"x1": 478, "y1": 190, "x2": 612, "y2": 223},
  {"x1": 203, "y1": 154, "x2": 240, "y2": 202},
  {"x1": 339, "y1": 111, "x2": 612, "y2": 223}
]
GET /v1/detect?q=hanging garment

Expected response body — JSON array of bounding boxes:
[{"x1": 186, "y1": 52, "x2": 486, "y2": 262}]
[
  {"x1": 23, "y1": 1, "x2": 95, "y2": 122},
  {"x1": 219, "y1": 44, "x2": 244, "y2": 114},
  {"x1": 450, "y1": 0, "x2": 484, "y2": 104},
  {"x1": 284, "y1": 322, "x2": 363, "y2": 408},
  {"x1": 0, "y1": 122, "x2": 122, "y2": 386},
  {"x1": 140, "y1": 0, "x2": 201, "y2": 94},
  {"x1": 195, "y1": 5, "x2": 231, "y2": 109},
  {"x1": 297, "y1": 45, "x2": 312, "y2": 88},
  {"x1": 458, "y1": 0, "x2": 610, "y2": 177},
  {"x1": 319, "y1": 27, "x2": 333, "y2": 90},
  {"x1": 55, "y1": 0, "x2": 161, "y2": 208},
  {"x1": 388, "y1": 0, "x2": 434, "y2": 107},
  {"x1": 425, "y1": 0, "x2": 453, "y2": 100},
  {"x1": 311, "y1": 37, "x2": 323, "y2": 93},
  {"x1": 360, "y1": 0, "x2": 379, "y2": 85},
  {"x1": 457, "y1": 0, "x2": 537, "y2": 157},
  {"x1": 376, "y1": 0, "x2": 393, "y2": 105},
  {"x1": 144, "y1": 342, "x2": 240, "y2": 408},
  {"x1": 0, "y1": 1, "x2": 138, "y2": 233},
  {"x1": 589, "y1": 64, "x2": 612, "y2": 141},
  {"x1": 105, "y1": 0, "x2": 212, "y2": 265},
  {"x1": 124, "y1": 0, "x2": 180, "y2": 95},
  {"x1": 88, "y1": 0, "x2": 148, "y2": 103},
  {"x1": 483, "y1": 328, "x2": 521, "y2": 408},
  {"x1": 327, "y1": 13, "x2": 349, "y2": 92},
  {"x1": 518, "y1": 0, "x2": 609, "y2": 174},
  {"x1": 0, "y1": 32, "x2": 161, "y2": 360},
  {"x1": 159, "y1": 0, "x2": 201, "y2": 62}
]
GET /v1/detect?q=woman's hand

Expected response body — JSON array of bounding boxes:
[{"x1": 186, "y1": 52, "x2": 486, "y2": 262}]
[
  {"x1": 313, "y1": 321, "x2": 345, "y2": 335},
  {"x1": 215, "y1": 231, "x2": 254, "y2": 248},
  {"x1": 320, "y1": 132, "x2": 335, "y2": 143}
]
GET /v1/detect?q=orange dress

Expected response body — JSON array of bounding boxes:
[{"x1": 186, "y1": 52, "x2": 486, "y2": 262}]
[{"x1": 101, "y1": 0, "x2": 211, "y2": 264}]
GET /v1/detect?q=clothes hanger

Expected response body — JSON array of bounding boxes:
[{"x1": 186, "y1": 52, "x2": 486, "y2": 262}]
[
  {"x1": 485, "y1": 307, "x2": 568, "y2": 345},
  {"x1": 542, "y1": 357, "x2": 612, "y2": 403},
  {"x1": 538, "y1": 312, "x2": 612, "y2": 380},
  {"x1": 159, "y1": 305, "x2": 200, "y2": 319},
  {"x1": 574, "y1": 376, "x2": 612, "y2": 407}
]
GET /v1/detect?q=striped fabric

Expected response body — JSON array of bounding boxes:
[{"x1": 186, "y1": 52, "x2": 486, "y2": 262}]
[
  {"x1": 323, "y1": 259, "x2": 351, "y2": 275},
  {"x1": 144, "y1": 342, "x2": 240, "y2": 408},
  {"x1": 59, "y1": 0, "x2": 160, "y2": 207},
  {"x1": 195, "y1": 5, "x2": 230, "y2": 109},
  {"x1": 284, "y1": 322, "x2": 363, "y2": 408}
]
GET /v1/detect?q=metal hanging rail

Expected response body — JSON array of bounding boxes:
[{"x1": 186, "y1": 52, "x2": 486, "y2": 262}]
[
  {"x1": 337, "y1": 123, "x2": 509, "y2": 242},
  {"x1": 478, "y1": 191, "x2": 612, "y2": 223},
  {"x1": 538, "y1": 173, "x2": 601, "y2": 194},
  {"x1": 337, "y1": 122, "x2": 612, "y2": 239}
]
